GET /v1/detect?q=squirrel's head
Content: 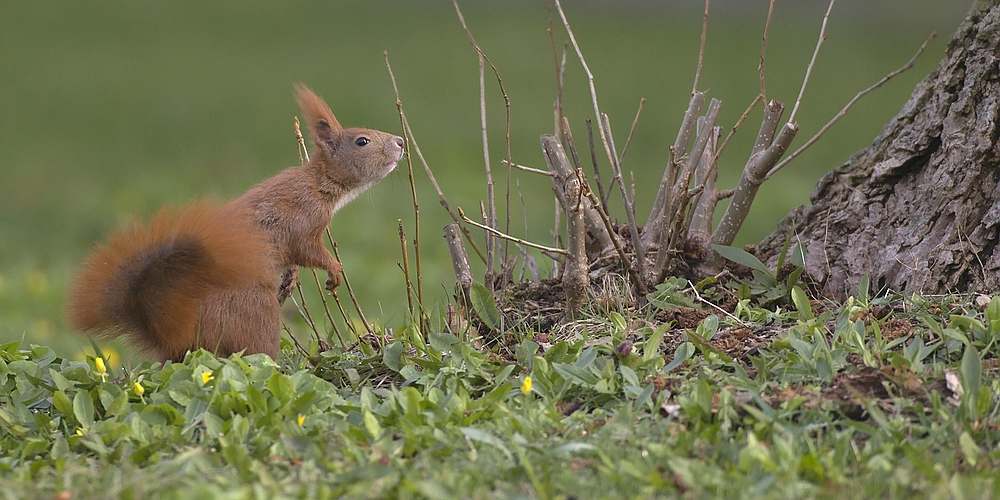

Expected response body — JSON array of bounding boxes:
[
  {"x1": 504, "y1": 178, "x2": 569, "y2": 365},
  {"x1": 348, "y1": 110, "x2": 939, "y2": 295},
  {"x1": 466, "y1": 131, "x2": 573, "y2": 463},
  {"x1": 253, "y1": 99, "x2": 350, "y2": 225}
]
[{"x1": 294, "y1": 84, "x2": 404, "y2": 192}]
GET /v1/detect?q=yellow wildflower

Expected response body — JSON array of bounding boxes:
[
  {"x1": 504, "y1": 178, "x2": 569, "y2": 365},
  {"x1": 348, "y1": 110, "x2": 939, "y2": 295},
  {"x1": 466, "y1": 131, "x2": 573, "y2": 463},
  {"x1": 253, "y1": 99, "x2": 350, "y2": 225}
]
[
  {"x1": 133, "y1": 381, "x2": 145, "y2": 396},
  {"x1": 95, "y1": 357, "x2": 107, "y2": 375},
  {"x1": 201, "y1": 372, "x2": 214, "y2": 384},
  {"x1": 297, "y1": 414, "x2": 306, "y2": 427},
  {"x1": 521, "y1": 376, "x2": 532, "y2": 395}
]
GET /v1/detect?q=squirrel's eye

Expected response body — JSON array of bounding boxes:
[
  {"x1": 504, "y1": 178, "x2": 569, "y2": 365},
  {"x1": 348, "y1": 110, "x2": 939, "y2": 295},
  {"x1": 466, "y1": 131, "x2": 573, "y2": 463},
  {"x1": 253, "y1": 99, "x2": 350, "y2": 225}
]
[{"x1": 355, "y1": 137, "x2": 370, "y2": 147}]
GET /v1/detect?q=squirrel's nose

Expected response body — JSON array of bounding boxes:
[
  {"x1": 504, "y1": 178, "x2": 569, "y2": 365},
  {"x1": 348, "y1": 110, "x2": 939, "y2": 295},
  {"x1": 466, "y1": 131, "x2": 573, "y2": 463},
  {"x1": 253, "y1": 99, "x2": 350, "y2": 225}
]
[{"x1": 394, "y1": 136, "x2": 404, "y2": 149}]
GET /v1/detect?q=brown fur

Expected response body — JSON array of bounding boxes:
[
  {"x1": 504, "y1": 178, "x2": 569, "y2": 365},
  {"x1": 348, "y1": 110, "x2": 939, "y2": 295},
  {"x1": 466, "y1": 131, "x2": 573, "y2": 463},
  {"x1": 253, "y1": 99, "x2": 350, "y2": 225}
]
[{"x1": 67, "y1": 86, "x2": 404, "y2": 361}]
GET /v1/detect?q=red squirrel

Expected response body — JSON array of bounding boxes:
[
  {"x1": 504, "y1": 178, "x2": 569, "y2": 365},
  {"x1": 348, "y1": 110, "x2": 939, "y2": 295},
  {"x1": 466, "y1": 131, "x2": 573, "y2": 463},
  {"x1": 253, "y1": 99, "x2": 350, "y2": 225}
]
[{"x1": 67, "y1": 85, "x2": 404, "y2": 361}]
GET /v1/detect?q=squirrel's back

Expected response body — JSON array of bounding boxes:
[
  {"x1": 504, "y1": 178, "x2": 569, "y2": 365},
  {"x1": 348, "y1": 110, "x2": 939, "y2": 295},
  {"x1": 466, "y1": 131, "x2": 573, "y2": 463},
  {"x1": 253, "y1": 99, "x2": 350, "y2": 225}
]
[{"x1": 67, "y1": 201, "x2": 274, "y2": 361}]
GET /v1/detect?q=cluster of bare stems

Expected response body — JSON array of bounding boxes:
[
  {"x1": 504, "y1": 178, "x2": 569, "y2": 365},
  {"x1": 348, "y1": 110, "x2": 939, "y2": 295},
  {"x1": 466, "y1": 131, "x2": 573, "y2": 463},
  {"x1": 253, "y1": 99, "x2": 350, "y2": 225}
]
[
  {"x1": 417, "y1": 0, "x2": 932, "y2": 324},
  {"x1": 291, "y1": 0, "x2": 935, "y2": 352}
]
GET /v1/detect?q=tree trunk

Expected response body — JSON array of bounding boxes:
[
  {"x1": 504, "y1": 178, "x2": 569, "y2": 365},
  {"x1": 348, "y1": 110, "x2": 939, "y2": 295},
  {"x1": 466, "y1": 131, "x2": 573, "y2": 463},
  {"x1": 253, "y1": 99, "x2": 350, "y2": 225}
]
[{"x1": 758, "y1": 0, "x2": 1000, "y2": 298}]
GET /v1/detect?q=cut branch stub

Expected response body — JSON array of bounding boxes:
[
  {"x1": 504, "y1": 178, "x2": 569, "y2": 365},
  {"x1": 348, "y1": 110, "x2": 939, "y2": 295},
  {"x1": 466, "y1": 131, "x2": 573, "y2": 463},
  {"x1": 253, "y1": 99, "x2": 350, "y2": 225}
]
[
  {"x1": 540, "y1": 134, "x2": 614, "y2": 254},
  {"x1": 646, "y1": 91, "x2": 707, "y2": 240},
  {"x1": 562, "y1": 170, "x2": 590, "y2": 320},
  {"x1": 685, "y1": 123, "x2": 721, "y2": 254},
  {"x1": 649, "y1": 98, "x2": 723, "y2": 277},
  {"x1": 443, "y1": 223, "x2": 474, "y2": 308},
  {"x1": 700, "y1": 100, "x2": 798, "y2": 275}
]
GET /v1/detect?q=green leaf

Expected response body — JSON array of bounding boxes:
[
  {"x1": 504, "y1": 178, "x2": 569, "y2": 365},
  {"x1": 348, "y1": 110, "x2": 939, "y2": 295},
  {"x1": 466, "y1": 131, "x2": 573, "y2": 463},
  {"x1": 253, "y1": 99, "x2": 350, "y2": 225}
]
[
  {"x1": 49, "y1": 368, "x2": 73, "y2": 392},
  {"x1": 647, "y1": 279, "x2": 698, "y2": 310},
  {"x1": 73, "y1": 390, "x2": 95, "y2": 429},
  {"x1": 960, "y1": 343, "x2": 982, "y2": 419},
  {"x1": 959, "y1": 431, "x2": 982, "y2": 467},
  {"x1": 789, "y1": 242, "x2": 806, "y2": 268},
  {"x1": 665, "y1": 343, "x2": 694, "y2": 372},
  {"x1": 632, "y1": 384, "x2": 654, "y2": 412},
  {"x1": 106, "y1": 391, "x2": 129, "y2": 417},
  {"x1": 712, "y1": 244, "x2": 771, "y2": 276},
  {"x1": 643, "y1": 323, "x2": 668, "y2": 363},
  {"x1": 609, "y1": 311, "x2": 627, "y2": 333},
  {"x1": 574, "y1": 347, "x2": 597, "y2": 370},
  {"x1": 52, "y1": 390, "x2": 74, "y2": 417},
  {"x1": 428, "y1": 332, "x2": 460, "y2": 353},
  {"x1": 460, "y1": 427, "x2": 512, "y2": 461},
  {"x1": 470, "y1": 283, "x2": 500, "y2": 330},
  {"x1": 383, "y1": 341, "x2": 404, "y2": 372},
  {"x1": 857, "y1": 275, "x2": 871, "y2": 306},
  {"x1": 553, "y1": 363, "x2": 600, "y2": 386},
  {"x1": 619, "y1": 365, "x2": 639, "y2": 387},
  {"x1": 362, "y1": 409, "x2": 382, "y2": 439},
  {"x1": 791, "y1": 286, "x2": 813, "y2": 320},
  {"x1": 268, "y1": 372, "x2": 295, "y2": 405}
]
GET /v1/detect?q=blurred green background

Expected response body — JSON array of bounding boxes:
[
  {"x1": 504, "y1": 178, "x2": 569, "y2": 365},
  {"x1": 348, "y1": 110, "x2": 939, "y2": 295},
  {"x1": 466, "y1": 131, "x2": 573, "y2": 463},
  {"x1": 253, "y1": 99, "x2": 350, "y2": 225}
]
[{"x1": 0, "y1": 1, "x2": 968, "y2": 363}]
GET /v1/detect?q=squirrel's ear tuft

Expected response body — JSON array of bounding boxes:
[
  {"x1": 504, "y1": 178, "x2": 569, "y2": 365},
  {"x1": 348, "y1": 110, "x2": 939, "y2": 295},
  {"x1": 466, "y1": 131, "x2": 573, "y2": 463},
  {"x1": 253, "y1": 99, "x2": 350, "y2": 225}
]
[{"x1": 294, "y1": 84, "x2": 342, "y2": 148}]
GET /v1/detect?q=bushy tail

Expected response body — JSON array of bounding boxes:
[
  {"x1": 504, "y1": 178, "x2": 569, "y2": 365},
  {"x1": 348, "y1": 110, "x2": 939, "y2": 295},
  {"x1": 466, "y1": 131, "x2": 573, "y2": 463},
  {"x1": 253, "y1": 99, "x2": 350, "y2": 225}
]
[{"x1": 67, "y1": 201, "x2": 272, "y2": 360}]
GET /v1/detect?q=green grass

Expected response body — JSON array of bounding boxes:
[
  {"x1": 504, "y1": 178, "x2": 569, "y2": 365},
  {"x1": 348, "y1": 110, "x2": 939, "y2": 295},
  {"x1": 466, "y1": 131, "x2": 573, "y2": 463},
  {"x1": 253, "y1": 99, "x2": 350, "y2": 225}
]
[
  {"x1": 1, "y1": 282, "x2": 997, "y2": 498},
  {"x1": 0, "y1": 1, "x2": 968, "y2": 360}
]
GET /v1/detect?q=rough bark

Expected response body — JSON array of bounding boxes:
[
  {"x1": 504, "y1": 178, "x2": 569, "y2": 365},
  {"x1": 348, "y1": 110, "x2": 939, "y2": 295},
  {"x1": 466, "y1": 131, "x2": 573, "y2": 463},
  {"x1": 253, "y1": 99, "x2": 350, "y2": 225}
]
[{"x1": 758, "y1": 1, "x2": 1000, "y2": 297}]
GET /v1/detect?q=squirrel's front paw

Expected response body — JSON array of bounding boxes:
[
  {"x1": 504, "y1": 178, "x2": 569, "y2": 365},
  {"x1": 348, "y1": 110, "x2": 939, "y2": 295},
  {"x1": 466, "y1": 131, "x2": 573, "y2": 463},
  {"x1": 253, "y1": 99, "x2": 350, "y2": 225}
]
[
  {"x1": 325, "y1": 275, "x2": 341, "y2": 291},
  {"x1": 325, "y1": 261, "x2": 344, "y2": 292}
]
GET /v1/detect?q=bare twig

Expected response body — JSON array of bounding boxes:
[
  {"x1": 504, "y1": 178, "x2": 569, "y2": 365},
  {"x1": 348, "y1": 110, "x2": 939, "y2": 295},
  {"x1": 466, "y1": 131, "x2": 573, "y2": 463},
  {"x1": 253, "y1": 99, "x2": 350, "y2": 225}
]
[
  {"x1": 601, "y1": 113, "x2": 645, "y2": 277},
  {"x1": 548, "y1": 4, "x2": 563, "y2": 132},
  {"x1": 712, "y1": 94, "x2": 763, "y2": 169},
  {"x1": 691, "y1": 0, "x2": 710, "y2": 95},
  {"x1": 704, "y1": 0, "x2": 773, "y2": 186},
  {"x1": 759, "y1": 0, "x2": 775, "y2": 98},
  {"x1": 660, "y1": 99, "x2": 722, "y2": 273},
  {"x1": 281, "y1": 320, "x2": 312, "y2": 358},
  {"x1": 651, "y1": 147, "x2": 678, "y2": 279},
  {"x1": 551, "y1": 195, "x2": 563, "y2": 274},
  {"x1": 398, "y1": 113, "x2": 486, "y2": 264},
  {"x1": 327, "y1": 232, "x2": 375, "y2": 337},
  {"x1": 585, "y1": 119, "x2": 608, "y2": 208},
  {"x1": 384, "y1": 51, "x2": 424, "y2": 321},
  {"x1": 560, "y1": 117, "x2": 583, "y2": 173},
  {"x1": 619, "y1": 98, "x2": 646, "y2": 165},
  {"x1": 384, "y1": 51, "x2": 484, "y2": 264},
  {"x1": 766, "y1": 32, "x2": 936, "y2": 180},
  {"x1": 330, "y1": 288, "x2": 361, "y2": 346},
  {"x1": 553, "y1": 0, "x2": 616, "y2": 176},
  {"x1": 292, "y1": 283, "x2": 320, "y2": 341},
  {"x1": 459, "y1": 207, "x2": 569, "y2": 256},
  {"x1": 308, "y1": 268, "x2": 342, "y2": 350},
  {"x1": 479, "y1": 55, "x2": 497, "y2": 276},
  {"x1": 502, "y1": 160, "x2": 556, "y2": 177},
  {"x1": 398, "y1": 220, "x2": 416, "y2": 322},
  {"x1": 688, "y1": 284, "x2": 748, "y2": 327},
  {"x1": 452, "y1": 0, "x2": 513, "y2": 269},
  {"x1": 664, "y1": 99, "x2": 722, "y2": 241},
  {"x1": 789, "y1": 0, "x2": 836, "y2": 124}
]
